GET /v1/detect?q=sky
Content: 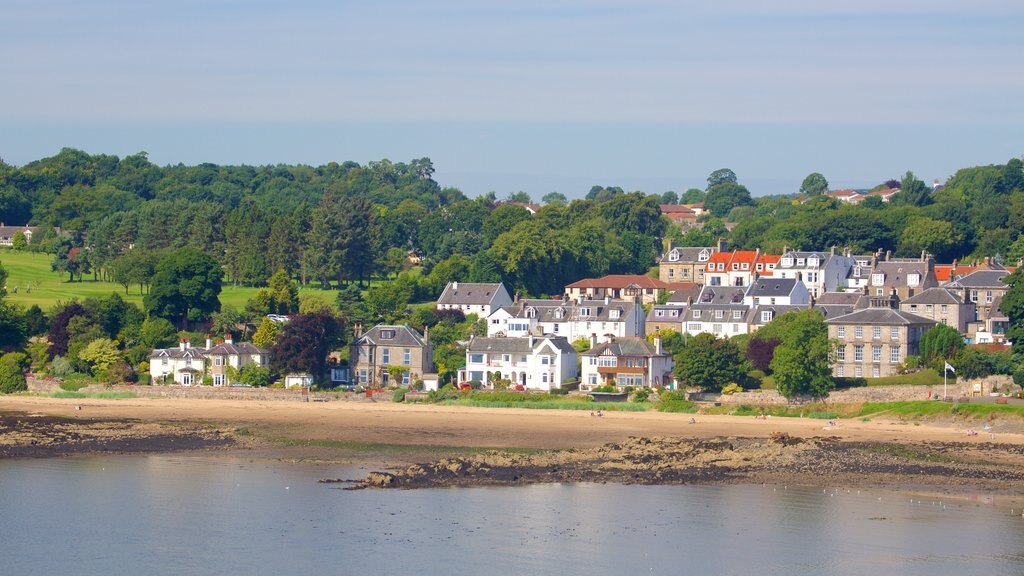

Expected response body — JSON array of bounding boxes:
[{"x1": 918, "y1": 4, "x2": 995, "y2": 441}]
[{"x1": 2, "y1": 0, "x2": 1022, "y2": 197}]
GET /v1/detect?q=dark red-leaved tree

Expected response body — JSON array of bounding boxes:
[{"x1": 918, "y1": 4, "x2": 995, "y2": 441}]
[
  {"x1": 270, "y1": 310, "x2": 343, "y2": 381},
  {"x1": 47, "y1": 302, "x2": 90, "y2": 359},
  {"x1": 746, "y1": 337, "x2": 781, "y2": 373}
]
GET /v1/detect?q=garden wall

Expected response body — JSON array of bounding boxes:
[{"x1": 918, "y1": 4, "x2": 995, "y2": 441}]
[{"x1": 693, "y1": 376, "x2": 1017, "y2": 405}]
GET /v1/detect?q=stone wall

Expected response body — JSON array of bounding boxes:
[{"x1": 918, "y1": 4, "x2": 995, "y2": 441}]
[
  {"x1": 693, "y1": 375, "x2": 1018, "y2": 405},
  {"x1": 27, "y1": 378, "x2": 368, "y2": 402}
]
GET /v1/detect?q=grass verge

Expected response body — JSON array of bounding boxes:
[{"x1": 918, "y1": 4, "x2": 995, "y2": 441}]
[{"x1": 51, "y1": 391, "x2": 137, "y2": 399}]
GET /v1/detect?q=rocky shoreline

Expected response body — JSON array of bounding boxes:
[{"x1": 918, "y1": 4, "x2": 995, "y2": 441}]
[
  {"x1": 0, "y1": 412, "x2": 234, "y2": 458},
  {"x1": 346, "y1": 433, "x2": 1024, "y2": 493}
]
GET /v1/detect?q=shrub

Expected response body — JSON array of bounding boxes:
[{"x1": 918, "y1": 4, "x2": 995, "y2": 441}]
[
  {"x1": 721, "y1": 383, "x2": 743, "y2": 395},
  {"x1": 0, "y1": 357, "x2": 27, "y2": 394},
  {"x1": 49, "y1": 356, "x2": 75, "y2": 378},
  {"x1": 592, "y1": 384, "x2": 617, "y2": 393},
  {"x1": 632, "y1": 388, "x2": 651, "y2": 403},
  {"x1": 655, "y1": 390, "x2": 696, "y2": 413},
  {"x1": 393, "y1": 388, "x2": 408, "y2": 402}
]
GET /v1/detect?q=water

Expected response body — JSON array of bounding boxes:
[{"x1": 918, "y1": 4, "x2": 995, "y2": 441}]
[{"x1": 2, "y1": 455, "x2": 1023, "y2": 576}]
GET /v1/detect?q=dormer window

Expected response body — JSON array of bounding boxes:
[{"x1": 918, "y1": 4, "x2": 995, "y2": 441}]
[
  {"x1": 756, "y1": 264, "x2": 763, "y2": 271},
  {"x1": 782, "y1": 257, "x2": 794, "y2": 266},
  {"x1": 609, "y1": 309, "x2": 620, "y2": 319},
  {"x1": 380, "y1": 329, "x2": 396, "y2": 339},
  {"x1": 872, "y1": 273, "x2": 884, "y2": 286},
  {"x1": 668, "y1": 250, "x2": 679, "y2": 262},
  {"x1": 717, "y1": 263, "x2": 725, "y2": 271},
  {"x1": 741, "y1": 263, "x2": 749, "y2": 270},
  {"x1": 908, "y1": 273, "x2": 920, "y2": 286},
  {"x1": 808, "y1": 258, "x2": 819, "y2": 267},
  {"x1": 796, "y1": 258, "x2": 805, "y2": 266},
  {"x1": 732, "y1": 263, "x2": 739, "y2": 271},
  {"x1": 698, "y1": 250, "x2": 710, "y2": 262},
  {"x1": 525, "y1": 307, "x2": 536, "y2": 318},
  {"x1": 579, "y1": 307, "x2": 591, "y2": 317}
]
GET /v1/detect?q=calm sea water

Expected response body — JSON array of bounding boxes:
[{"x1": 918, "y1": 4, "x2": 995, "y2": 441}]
[{"x1": 1, "y1": 455, "x2": 1022, "y2": 576}]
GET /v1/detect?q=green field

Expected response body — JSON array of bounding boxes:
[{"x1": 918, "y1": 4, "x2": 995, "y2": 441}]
[{"x1": 0, "y1": 250, "x2": 332, "y2": 312}]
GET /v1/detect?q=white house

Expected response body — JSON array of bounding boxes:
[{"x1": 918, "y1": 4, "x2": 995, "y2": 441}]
[
  {"x1": 459, "y1": 334, "x2": 578, "y2": 391},
  {"x1": 148, "y1": 339, "x2": 208, "y2": 386},
  {"x1": 743, "y1": 277, "x2": 810, "y2": 307},
  {"x1": 681, "y1": 286, "x2": 752, "y2": 338},
  {"x1": 487, "y1": 297, "x2": 645, "y2": 343},
  {"x1": 773, "y1": 249, "x2": 853, "y2": 298},
  {"x1": 437, "y1": 282, "x2": 513, "y2": 318}
]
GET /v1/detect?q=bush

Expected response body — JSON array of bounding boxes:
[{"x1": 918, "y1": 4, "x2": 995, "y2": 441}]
[
  {"x1": 655, "y1": 390, "x2": 696, "y2": 413},
  {"x1": 632, "y1": 388, "x2": 651, "y2": 403},
  {"x1": 592, "y1": 384, "x2": 617, "y2": 393},
  {"x1": 393, "y1": 388, "x2": 408, "y2": 402},
  {"x1": 0, "y1": 357, "x2": 27, "y2": 394},
  {"x1": 49, "y1": 356, "x2": 75, "y2": 377},
  {"x1": 721, "y1": 383, "x2": 743, "y2": 395}
]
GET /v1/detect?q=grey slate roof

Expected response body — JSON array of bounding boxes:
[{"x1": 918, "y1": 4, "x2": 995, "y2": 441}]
[
  {"x1": 873, "y1": 261, "x2": 931, "y2": 286},
  {"x1": 825, "y1": 308, "x2": 936, "y2": 326},
  {"x1": 777, "y1": 251, "x2": 830, "y2": 269},
  {"x1": 206, "y1": 342, "x2": 268, "y2": 356},
  {"x1": 437, "y1": 282, "x2": 509, "y2": 306},
  {"x1": 665, "y1": 284, "x2": 702, "y2": 305},
  {"x1": 647, "y1": 305, "x2": 685, "y2": 322},
  {"x1": 467, "y1": 336, "x2": 575, "y2": 355},
  {"x1": 746, "y1": 278, "x2": 799, "y2": 297},
  {"x1": 148, "y1": 345, "x2": 208, "y2": 360},
  {"x1": 695, "y1": 286, "x2": 746, "y2": 305},
  {"x1": 901, "y1": 287, "x2": 963, "y2": 305},
  {"x1": 356, "y1": 325, "x2": 427, "y2": 347},
  {"x1": 582, "y1": 337, "x2": 669, "y2": 358},
  {"x1": 660, "y1": 246, "x2": 715, "y2": 264},
  {"x1": 496, "y1": 299, "x2": 638, "y2": 323},
  {"x1": 749, "y1": 305, "x2": 803, "y2": 326},
  {"x1": 816, "y1": 292, "x2": 863, "y2": 306},
  {"x1": 946, "y1": 270, "x2": 1010, "y2": 289}
]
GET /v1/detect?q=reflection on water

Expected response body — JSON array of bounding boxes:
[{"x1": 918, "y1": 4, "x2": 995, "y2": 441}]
[{"x1": 2, "y1": 455, "x2": 1023, "y2": 576}]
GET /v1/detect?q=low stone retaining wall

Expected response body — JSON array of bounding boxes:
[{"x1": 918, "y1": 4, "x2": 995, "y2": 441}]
[
  {"x1": 27, "y1": 378, "x2": 368, "y2": 402},
  {"x1": 693, "y1": 376, "x2": 1019, "y2": 405}
]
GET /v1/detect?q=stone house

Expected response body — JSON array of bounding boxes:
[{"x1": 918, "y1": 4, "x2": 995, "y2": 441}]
[
  {"x1": 898, "y1": 287, "x2": 974, "y2": 334},
  {"x1": 205, "y1": 335, "x2": 270, "y2": 386},
  {"x1": 826, "y1": 295, "x2": 935, "y2": 379},
  {"x1": 350, "y1": 324, "x2": 433, "y2": 388}
]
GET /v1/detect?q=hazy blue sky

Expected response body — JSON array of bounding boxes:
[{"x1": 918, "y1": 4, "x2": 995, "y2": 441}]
[{"x1": 2, "y1": 0, "x2": 1022, "y2": 197}]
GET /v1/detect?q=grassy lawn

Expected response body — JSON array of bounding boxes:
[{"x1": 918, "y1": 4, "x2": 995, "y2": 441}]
[{"x1": 0, "y1": 249, "x2": 337, "y2": 312}]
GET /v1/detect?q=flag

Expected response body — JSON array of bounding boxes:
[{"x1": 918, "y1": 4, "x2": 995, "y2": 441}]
[{"x1": 944, "y1": 362, "x2": 955, "y2": 374}]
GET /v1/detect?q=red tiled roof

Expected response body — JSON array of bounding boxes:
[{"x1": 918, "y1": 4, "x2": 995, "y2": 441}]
[
  {"x1": 565, "y1": 275, "x2": 671, "y2": 290},
  {"x1": 827, "y1": 189, "x2": 861, "y2": 198},
  {"x1": 660, "y1": 205, "x2": 695, "y2": 215}
]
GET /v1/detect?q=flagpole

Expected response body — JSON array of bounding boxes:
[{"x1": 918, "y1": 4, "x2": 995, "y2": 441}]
[{"x1": 944, "y1": 363, "x2": 947, "y2": 401}]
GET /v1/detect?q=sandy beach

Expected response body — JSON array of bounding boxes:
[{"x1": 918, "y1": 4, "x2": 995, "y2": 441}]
[
  {"x1": 3, "y1": 395, "x2": 1024, "y2": 501},
  {"x1": 4, "y1": 395, "x2": 1022, "y2": 450}
]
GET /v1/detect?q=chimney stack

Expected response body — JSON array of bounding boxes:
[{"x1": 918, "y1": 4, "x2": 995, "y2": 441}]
[
  {"x1": 654, "y1": 336, "x2": 662, "y2": 355},
  {"x1": 179, "y1": 338, "x2": 187, "y2": 352},
  {"x1": 885, "y1": 250, "x2": 892, "y2": 261},
  {"x1": 590, "y1": 333, "x2": 597, "y2": 348},
  {"x1": 205, "y1": 335, "x2": 212, "y2": 349},
  {"x1": 423, "y1": 325, "x2": 429, "y2": 344},
  {"x1": 224, "y1": 334, "x2": 233, "y2": 346},
  {"x1": 453, "y1": 281, "x2": 459, "y2": 291}
]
